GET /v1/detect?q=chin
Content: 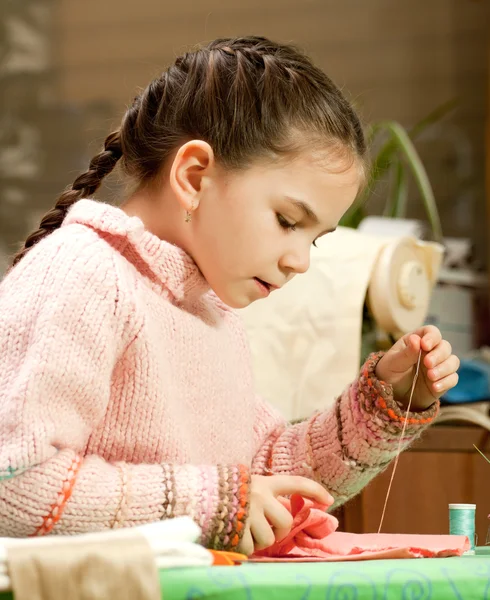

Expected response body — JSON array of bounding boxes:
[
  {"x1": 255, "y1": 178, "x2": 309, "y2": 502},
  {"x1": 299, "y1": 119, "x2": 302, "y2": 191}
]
[
  {"x1": 212, "y1": 287, "x2": 254, "y2": 310},
  {"x1": 222, "y1": 295, "x2": 253, "y2": 310}
]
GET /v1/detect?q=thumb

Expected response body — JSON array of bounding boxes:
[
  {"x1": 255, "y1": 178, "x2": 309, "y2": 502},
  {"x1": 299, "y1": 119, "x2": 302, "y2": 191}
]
[
  {"x1": 238, "y1": 524, "x2": 254, "y2": 556},
  {"x1": 268, "y1": 475, "x2": 333, "y2": 507},
  {"x1": 390, "y1": 334, "x2": 421, "y2": 373}
]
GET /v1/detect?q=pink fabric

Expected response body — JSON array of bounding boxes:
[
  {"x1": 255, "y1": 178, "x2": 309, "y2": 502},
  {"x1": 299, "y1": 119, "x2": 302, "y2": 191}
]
[
  {"x1": 252, "y1": 495, "x2": 470, "y2": 561},
  {"x1": 0, "y1": 199, "x2": 439, "y2": 548}
]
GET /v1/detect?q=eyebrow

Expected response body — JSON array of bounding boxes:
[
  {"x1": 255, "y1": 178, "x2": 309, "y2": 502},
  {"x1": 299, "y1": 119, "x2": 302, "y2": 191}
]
[{"x1": 285, "y1": 197, "x2": 337, "y2": 234}]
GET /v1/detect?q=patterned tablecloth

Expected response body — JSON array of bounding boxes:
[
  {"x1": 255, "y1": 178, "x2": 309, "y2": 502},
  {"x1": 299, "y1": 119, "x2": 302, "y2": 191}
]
[
  {"x1": 1, "y1": 551, "x2": 489, "y2": 599},
  {"x1": 160, "y1": 554, "x2": 490, "y2": 600}
]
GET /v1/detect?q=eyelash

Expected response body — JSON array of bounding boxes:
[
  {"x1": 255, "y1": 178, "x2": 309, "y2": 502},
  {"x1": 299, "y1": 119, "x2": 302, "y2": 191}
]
[
  {"x1": 276, "y1": 214, "x2": 318, "y2": 247},
  {"x1": 277, "y1": 214, "x2": 296, "y2": 231}
]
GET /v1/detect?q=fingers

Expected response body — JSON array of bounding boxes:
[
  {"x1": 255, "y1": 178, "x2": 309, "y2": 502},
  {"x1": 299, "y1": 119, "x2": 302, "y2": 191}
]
[
  {"x1": 426, "y1": 353, "x2": 459, "y2": 380},
  {"x1": 263, "y1": 498, "x2": 294, "y2": 542},
  {"x1": 406, "y1": 334, "x2": 421, "y2": 358},
  {"x1": 424, "y1": 339, "x2": 453, "y2": 369},
  {"x1": 426, "y1": 354, "x2": 460, "y2": 391},
  {"x1": 415, "y1": 325, "x2": 442, "y2": 352},
  {"x1": 246, "y1": 475, "x2": 333, "y2": 556},
  {"x1": 238, "y1": 524, "x2": 254, "y2": 556},
  {"x1": 383, "y1": 327, "x2": 460, "y2": 399},
  {"x1": 429, "y1": 372, "x2": 459, "y2": 395},
  {"x1": 399, "y1": 333, "x2": 420, "y2": 356},
  {"x1": 383, "y1": 334, "x2": 421, "y2": 375},
  {"x1": 250, "y1": 512, "x2": 276, "y2": 551},
  {"x1": 422, "y1": 337, "x2": 459, "y2": 396},
  {"x1": 268, "y1": 475, "x2": 333, "y2": 506}
]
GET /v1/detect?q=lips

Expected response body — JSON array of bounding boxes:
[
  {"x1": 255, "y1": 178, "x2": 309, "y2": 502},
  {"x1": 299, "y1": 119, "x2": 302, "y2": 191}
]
[
  {"x1": 254, "y1": 278, "x2": 279, "y2": 292},
  {"x1": 255, "y1": 277, "x2": 270, "y2": 290}
]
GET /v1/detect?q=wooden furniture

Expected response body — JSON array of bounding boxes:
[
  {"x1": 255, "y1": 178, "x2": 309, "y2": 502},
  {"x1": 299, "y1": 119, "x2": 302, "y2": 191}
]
[{"x1": 338, "y1": 424, "x2": 490, "y2": 544}]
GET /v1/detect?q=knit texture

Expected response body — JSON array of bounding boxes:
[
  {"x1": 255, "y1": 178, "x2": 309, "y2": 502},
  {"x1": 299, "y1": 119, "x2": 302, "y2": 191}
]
[{"x1": 0, "y1": 200, "x2": 439, "y2": 547}]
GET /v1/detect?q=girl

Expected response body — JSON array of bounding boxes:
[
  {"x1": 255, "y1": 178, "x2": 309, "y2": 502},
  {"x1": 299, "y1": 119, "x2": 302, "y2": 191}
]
[{"x1": 0, "y1": 36, "x2": 459, "y2": 556}]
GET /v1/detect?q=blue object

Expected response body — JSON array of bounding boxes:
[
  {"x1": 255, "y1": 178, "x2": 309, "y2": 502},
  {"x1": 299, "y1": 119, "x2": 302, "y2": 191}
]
[
  {"x1": 449, "y1": 503, "x2": 476, "y2": 552},
  {"x1": 441, "y1": 359, "x2": 490, "y2": 404}
]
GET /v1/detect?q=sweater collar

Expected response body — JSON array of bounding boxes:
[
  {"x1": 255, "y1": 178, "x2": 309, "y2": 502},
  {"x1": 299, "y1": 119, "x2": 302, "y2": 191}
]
[{"x1": 63, "y1": 199, "x2": 210, "y2": 301}]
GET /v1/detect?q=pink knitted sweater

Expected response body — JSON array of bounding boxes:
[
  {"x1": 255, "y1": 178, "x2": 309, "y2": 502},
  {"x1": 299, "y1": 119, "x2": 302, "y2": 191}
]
[{"x1": 0, "y1": 200, "x2": 438, "y2": 548}]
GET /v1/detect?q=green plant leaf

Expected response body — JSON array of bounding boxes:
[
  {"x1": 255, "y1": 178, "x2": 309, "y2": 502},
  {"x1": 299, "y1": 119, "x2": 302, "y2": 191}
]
[
  {"x1": 341, "y1": 100, "x2": 455, "y2": 235},
  {"x1": 409, "y1": 98, "x2": 458, "y2": 141},
  {"x1": 339, "y1": 205, "x2": 366, "y2": 228},
  {"x1": 366, "y1": 99, "x2": 457, "y2": 192},
  {"x1": 385, "y1": 158, "x2": 409, "y2": 218},
  {"x1": 373, "y1": 121, "x2": 443, "y2": 241},
  {"x1": 339, "y1": 186, "x2": 369, "y2": 227}
]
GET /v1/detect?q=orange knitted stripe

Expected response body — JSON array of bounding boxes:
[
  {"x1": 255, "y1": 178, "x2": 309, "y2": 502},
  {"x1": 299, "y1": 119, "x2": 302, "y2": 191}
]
[
  {"x1": 377, "y1": 397, "x2": 433, "y2": 425},
  {"x1": 239, "y1": 468, "x2": 248, "y2": 506},
  {"x1": 33, "y1": 455, "x2": 82, "y2": 536},
  {"x1": 231, "y1": 465, "x2": 249, "y2": 549}
]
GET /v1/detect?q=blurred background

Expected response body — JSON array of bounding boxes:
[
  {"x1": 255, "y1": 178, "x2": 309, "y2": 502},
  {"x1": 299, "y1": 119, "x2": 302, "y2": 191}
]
[
  {"x1": 1, "y1": 0, "x2": 490, "y2": 539},
  {"x1": 0, "y1": 0, "x2": 488, "y2": 269}
]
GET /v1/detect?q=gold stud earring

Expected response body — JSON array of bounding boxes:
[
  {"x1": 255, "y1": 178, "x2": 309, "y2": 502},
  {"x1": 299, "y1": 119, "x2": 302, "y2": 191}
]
[{"x1": 185, "y1": 210, "x2": 192, "y2": 223}]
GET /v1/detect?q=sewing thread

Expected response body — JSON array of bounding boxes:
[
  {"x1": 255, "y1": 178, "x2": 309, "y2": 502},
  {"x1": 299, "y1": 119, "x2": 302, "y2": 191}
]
[
  {"x1": 377, "y1": 349, "x2": 422, "y2": 534},
  {"x1": 449, "y1": 503, "x2": 476, "y2": 554}
]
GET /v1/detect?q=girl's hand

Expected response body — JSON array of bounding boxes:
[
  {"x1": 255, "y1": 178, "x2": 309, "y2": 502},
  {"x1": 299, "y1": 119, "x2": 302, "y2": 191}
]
[
  {"x1": 238, "y1": 475, "x2": 333, "y2": 556},
  {"x1": 375, "y1": 325, "x2": 460, "y2": 411}
]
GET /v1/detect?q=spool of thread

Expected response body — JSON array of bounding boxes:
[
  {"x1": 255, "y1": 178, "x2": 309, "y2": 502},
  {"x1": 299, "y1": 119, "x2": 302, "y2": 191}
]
[{"x1": 449, "y1": 503, "x2": 476, "y2": 554}]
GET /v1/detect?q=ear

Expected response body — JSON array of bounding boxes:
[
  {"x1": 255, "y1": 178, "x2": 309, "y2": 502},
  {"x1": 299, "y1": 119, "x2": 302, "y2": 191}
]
[{"x1": 169, "y1": 140, "x2": 215, "y2": 213}]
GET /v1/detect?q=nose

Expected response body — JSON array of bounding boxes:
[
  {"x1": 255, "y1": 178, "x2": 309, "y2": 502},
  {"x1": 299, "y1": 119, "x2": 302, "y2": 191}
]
[{"x1": 279, "y1": 245, "x2": 311, "y2": 275}]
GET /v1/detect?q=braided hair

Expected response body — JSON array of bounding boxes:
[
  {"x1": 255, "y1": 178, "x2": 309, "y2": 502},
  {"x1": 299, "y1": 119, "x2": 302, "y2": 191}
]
[{"x1": 13, "y1": 36, "x2": 366, "y2": 267}]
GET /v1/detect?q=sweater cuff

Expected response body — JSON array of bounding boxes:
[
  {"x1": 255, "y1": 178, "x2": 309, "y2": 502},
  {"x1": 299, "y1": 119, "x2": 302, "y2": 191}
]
[
  {"x1": 210, "y1": 465, "x2": 250, "y2": 551},
  {"x1": 360, "y1": 351, "x2": 439, "y2": 433}
]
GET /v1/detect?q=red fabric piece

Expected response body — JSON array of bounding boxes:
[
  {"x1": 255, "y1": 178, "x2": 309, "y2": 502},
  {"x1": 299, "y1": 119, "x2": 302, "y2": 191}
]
[{"x1": 252, "y1": 495, "x2": 470, "y2": 562}]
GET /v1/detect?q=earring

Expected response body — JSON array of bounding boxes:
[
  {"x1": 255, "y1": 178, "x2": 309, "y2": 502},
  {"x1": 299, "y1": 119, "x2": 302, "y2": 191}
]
[{"x1": 185, "y1": 210, "x2": 192, "y2": 223}]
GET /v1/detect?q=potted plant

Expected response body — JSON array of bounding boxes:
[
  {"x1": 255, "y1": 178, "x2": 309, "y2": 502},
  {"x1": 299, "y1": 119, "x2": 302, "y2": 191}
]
[
  {"x1": 340, "y1": 100, "x2": 457, "y2": 240},
  {"x1": 343, "y1": 100, "x2": 456, "y2": 359}
]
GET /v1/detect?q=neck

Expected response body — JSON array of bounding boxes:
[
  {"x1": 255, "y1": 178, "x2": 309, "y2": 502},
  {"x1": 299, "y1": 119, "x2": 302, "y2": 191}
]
[{"x1": 121, "y1": 184, "x2": 189, "y2": 251}]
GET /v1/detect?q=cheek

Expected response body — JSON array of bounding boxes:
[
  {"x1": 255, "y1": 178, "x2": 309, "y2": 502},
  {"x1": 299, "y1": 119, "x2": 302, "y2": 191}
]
[
  {"x1": 193, "y1": 208, "x2": 246, "y2": 274},
  {"x1": 196, "y1": 183, "x2": 275, "y2": 266}
]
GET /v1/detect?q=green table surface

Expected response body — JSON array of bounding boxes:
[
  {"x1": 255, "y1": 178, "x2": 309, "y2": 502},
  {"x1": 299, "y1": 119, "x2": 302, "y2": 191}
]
[
  {"x1": 2, "y1": 550, "x2": 489, "y2": 600},
  {"x1": 160, "y1": 554, "x2": 490, "y2": 600}
]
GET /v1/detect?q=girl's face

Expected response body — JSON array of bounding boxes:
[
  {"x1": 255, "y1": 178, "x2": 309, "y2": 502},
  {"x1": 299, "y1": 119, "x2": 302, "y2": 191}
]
[{"x1": 186, "y1": 147, "x2": 362, "y2": 309}]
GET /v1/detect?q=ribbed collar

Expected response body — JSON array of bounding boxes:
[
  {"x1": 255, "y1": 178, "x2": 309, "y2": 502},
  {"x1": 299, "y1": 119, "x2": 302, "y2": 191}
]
[{"x1": 63, "y1": 199, "x2": 210, "y2": 302}]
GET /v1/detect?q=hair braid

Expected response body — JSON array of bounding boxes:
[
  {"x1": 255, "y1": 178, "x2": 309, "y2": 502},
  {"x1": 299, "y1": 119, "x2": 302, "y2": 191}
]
[{"x1": 12, "y1": 130, "x2": 122, "y2": 267}]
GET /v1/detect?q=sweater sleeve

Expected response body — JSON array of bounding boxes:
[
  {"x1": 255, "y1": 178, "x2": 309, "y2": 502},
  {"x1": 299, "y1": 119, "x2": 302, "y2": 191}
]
[
  {"x1": 252, "y1": 351, "x2": 439, "y2": 508},
  {"x1": 0, "y1": 230, "x2": 249, "y2": 550}
]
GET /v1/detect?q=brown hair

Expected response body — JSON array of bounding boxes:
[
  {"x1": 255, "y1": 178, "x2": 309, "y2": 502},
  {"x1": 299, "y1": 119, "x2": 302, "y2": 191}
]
[{"x1": 12, "y1": 36, "x2": 366, "y2": 267}]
